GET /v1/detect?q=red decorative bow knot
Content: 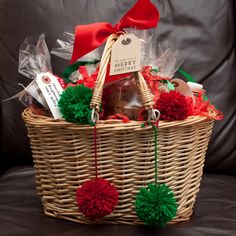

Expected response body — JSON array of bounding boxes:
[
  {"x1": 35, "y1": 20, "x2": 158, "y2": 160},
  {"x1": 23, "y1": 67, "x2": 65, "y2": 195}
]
[{"x1": 71, "y1": 0, "x2": 160, "y2": 63}]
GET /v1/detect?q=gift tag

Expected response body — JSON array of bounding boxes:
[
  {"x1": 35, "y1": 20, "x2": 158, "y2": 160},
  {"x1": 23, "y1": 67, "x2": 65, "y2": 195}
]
[
  {"x1": 36, "y1": 72, "x2": 63, "y2": 119},
  {"x1": 110, "y1": 34, "x2": 141, "y2": 75}
]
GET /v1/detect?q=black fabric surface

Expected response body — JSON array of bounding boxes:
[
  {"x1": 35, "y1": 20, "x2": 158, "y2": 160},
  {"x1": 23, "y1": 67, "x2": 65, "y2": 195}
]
[{"x1": 0, "y1": 166, "x2": 236, "y2": 236}]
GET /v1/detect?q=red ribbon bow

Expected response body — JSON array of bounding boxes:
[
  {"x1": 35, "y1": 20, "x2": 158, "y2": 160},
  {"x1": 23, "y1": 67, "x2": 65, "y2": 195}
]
[{"x1": 71, "y1": 0, "x2": 160, "y2": 63}]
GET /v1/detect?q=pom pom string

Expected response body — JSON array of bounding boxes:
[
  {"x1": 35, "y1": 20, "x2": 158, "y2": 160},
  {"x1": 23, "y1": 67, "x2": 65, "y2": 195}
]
[
  {"x1": 76, "y1": 124, "x2": 118, "y2": 219},
  {"x1": 135, "y1": 122, "x2": 177, "y2": 227},
  {"x1": 94, "y1": 125, "x2": 98, "y2": 179},
  {"x1": 153, "y1": 124, "x2": 158, "y2": 186},
  {"x1": 141, "y1": 121, "x2": 159, "y2": 185}
]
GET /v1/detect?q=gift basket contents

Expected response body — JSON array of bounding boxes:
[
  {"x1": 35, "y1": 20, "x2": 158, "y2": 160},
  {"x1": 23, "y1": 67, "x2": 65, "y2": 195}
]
[{"x1": 7, "y1": 0, "x2": 223, "y2": 228}]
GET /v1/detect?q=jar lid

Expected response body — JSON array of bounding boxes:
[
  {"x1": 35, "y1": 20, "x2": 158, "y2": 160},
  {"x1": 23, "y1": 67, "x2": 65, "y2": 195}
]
[{"x1": 187, "y1": 82, "x2": 203, "y2": 91}]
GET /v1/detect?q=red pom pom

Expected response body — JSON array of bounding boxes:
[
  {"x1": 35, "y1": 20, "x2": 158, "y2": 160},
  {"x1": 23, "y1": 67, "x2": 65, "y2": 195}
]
[
  {"x1": 156, "y1": 90, "x2": 191, "y2": 121},
  {"x1": 76, "y1": 178, "x2": 118, "y2": 219}
]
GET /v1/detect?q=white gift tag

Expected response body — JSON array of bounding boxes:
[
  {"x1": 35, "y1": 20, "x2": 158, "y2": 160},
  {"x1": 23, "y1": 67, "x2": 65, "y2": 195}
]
[
  {"x1": 36, "y1": 72, "x2": 63, "y2": 119},
  {"x1": 110, "y1": 34, "x2": 141, "y2": 75}
]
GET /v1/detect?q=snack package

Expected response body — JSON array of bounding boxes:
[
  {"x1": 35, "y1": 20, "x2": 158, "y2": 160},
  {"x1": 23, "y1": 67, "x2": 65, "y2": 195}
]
[
  {"x1": 103, "y1": 75, "x2": 142, "y2": 120},
  {"x1": 3, "y1": 34, "x2": 52, "y2": 109},
  {"x1": 17, "y1": 33, "x2": 67, "y2": 119},
  {"x1": 141, "y1": 39, "x2": 184, "y2": 96},
  {"x1": 7, "y1": 33, "x2": 67, "y2": 119}
]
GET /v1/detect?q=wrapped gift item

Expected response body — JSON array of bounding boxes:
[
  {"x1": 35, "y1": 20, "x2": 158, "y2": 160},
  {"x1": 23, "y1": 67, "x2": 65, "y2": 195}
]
[
  {"x1": 4, "y1": 33, "x2": 65, "y2": 119},
  {"x1": 103, "y1": 75, "x2": 142, "y2": 120}
]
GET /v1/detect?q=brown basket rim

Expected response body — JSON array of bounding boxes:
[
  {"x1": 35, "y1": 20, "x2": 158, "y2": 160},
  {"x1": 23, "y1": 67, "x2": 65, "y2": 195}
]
[{"x1": 22, "y1": 108, "x2": 212, "y2": 130}]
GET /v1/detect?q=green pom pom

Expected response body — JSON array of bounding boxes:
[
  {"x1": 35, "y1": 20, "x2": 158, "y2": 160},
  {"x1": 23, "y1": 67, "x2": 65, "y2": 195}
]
[
  {"x1": 135, "y1": 183, "x2": 177, "y2": 228},
  {"x1": 58, "y1": 84, "x2": 93, "y2": 125}
]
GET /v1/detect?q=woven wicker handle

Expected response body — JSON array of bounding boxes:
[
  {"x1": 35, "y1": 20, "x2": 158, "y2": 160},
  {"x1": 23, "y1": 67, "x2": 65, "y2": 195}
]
[
  {"x1": 90, "y1": 34, "x2": 156, "y2": 121},
  {"x1": 90, "y1": 34, "x2": 118, "y2": 111}
]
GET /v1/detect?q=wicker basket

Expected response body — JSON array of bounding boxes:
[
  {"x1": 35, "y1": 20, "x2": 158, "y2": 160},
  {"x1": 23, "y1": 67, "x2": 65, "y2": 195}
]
[{"x1": 22, "y1": 34, "x2": 214, "y2": 225}]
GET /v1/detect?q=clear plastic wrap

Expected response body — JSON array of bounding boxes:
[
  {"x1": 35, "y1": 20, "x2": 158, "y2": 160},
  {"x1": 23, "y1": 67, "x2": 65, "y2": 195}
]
[
  {"x1": 50, "y1": 32, "x2": 74, "y2": 60},
  {"x1": 51, "y1": 32, "x2": 101, "y2": 61},
  {"x1": 17, "y1": 33, "x2": 52, "y2": 108},
  {"x1": 1, "y1": 33, "x2": 53, "y2": 109},
  {"x1": 3, "y1": 34, "x2": 52, "y2": 107},
  {"x1": 125, "y1": 29, "x2": 183, "y2": 76},
  {"x1": 18, "y1": 33, "x2": 52, "y2": 79},
  {"x1": 125, "y1": 28, "x2": 155, "y2": 67}
]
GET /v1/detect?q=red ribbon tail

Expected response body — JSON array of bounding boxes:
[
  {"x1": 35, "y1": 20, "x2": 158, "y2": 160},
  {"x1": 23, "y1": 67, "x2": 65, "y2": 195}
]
[{"x1": 118, "y1": 0, "x2": 160, "y2": 29}]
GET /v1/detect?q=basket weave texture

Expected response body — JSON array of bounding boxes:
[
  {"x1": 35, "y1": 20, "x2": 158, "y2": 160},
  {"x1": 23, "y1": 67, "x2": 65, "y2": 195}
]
[{"x1": 22, "y1": 108, "x2": 213, "y2": 224}]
